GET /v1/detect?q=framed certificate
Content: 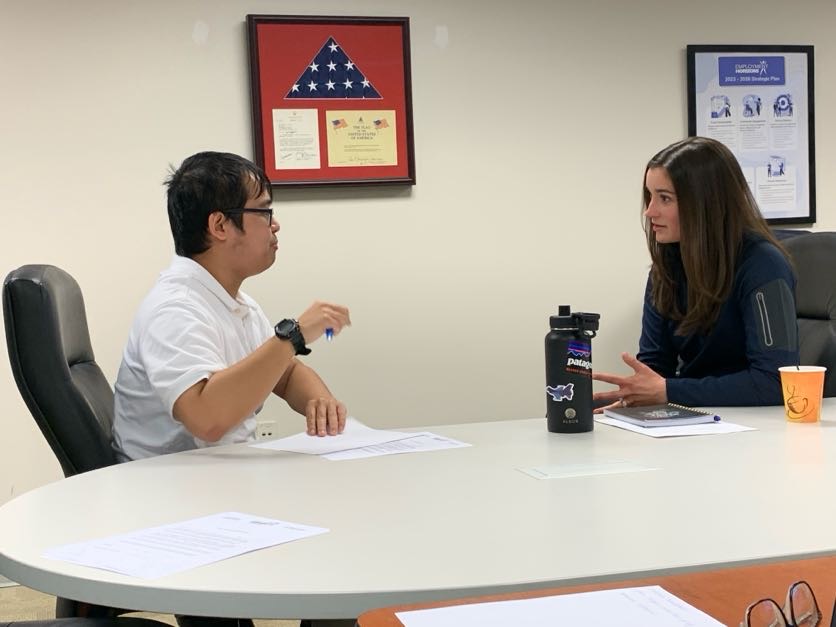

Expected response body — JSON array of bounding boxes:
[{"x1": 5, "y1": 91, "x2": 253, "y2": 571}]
[
  {"x1": 687, "y1": 45, "x2": 815, "y2": 225},
  {"x1": 247, "y1": 15, "x2": 416, "y2": 187}
]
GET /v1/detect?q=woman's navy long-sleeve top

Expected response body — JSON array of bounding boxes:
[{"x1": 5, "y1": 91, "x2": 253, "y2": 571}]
[{"x1": 638, "y1": 235, "x2": 798, "y2": 406}]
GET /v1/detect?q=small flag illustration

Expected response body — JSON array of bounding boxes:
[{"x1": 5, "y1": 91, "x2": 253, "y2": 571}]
[
  {"x1": 331, "y1": 118, "x2": 348, "y2": 130},
  {"x1": 373, "y1": 118, "x2": 389, "y2": 129}
]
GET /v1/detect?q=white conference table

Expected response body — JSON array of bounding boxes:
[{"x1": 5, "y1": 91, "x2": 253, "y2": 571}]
[{"x1": 1, "y1": 402, "x2": 835, "y2": 620}]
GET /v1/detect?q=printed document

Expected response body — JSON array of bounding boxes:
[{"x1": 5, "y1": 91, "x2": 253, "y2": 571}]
[
  {"x1": 323, "y1": 432, "x2": 470, "y2": 460},
  {"x1": 395, "y1": 585, "x2": 723, "y2": 627},
  {"x1": 273, "y1": 108, "x2": 320, "y2": 170},
  {"x1": 43, "y1": 512, "x2": 327, "y2": 579},
  {"x1": 251, "y1": 417, "x2": 415, "y2": 454}
]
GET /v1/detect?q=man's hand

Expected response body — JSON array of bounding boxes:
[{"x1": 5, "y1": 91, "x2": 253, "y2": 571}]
[
  {"x1": 297, "y1": 301, "x2": 351, "y2": 344},
  {"x1": 306, "y1": 397, "x2": 347, "y2": 436},
  {"x1": 591, "y1": 352, "x2": 667, "y2": 413}
]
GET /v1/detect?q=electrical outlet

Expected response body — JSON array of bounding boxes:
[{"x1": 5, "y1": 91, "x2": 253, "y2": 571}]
[{"x1": 256, "y1": 420, "x2": 277, "y2": 440}]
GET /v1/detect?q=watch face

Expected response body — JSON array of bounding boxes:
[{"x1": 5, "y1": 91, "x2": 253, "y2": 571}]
[
  {"x1": 275, "y1": 318, "x2": 310, "y2": 355},
  {"x1": 275, "y1": 319, "x2": 296, "y2": 337}
]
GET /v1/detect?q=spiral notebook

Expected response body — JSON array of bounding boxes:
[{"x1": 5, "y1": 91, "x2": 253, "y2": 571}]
[{"x1": 603, "y1": 403, "x2": 720, "y2": 427}]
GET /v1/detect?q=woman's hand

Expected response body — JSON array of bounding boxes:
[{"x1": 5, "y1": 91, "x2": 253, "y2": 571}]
[{"x1": 591, "y1": 352, "x2": 667, "y2": 413}]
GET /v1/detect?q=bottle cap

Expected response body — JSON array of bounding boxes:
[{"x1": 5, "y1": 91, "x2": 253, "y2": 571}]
[
  {"x1": 550, "y1": 305, "x2": 576, "y2": 329},
  {"x1": 550, "y1": 305, "x2": 601, "y2": 335}
]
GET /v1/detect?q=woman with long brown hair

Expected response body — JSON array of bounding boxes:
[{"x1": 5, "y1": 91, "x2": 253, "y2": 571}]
[{"x1": 594, "y1": 137, "x2": 799, "y2": 409}]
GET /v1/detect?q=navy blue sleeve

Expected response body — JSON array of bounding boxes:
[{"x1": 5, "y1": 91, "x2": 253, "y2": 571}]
[
  {"x1": 637, "y1": 274, "x2": 678, "y2": 377},
  {"x1": 666, "y1": 244, "x2": 799, "y2": 406}
]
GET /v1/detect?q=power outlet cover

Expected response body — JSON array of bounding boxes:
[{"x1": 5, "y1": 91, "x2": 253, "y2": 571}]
[{"x1": 256, "y1": 420, "x2": 276, "y2": 440}]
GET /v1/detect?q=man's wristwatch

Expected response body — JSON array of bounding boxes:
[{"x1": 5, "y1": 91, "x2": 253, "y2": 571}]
[{"x1": 274, "y1": 318, "x2": 311, "y2": 355}]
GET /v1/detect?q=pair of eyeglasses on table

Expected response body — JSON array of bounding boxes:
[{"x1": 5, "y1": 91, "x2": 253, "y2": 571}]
[{"x1": 741, "y1": 581, "x2": 826, "y2": 627}]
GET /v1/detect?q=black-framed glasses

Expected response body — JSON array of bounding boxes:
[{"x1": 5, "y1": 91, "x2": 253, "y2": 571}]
[
  {"x1": 221, "y1": 208, "x2": 274, "y2": 224},
  {"x1": 742, "y1": 580, "x2": 822, "y2": 627}
]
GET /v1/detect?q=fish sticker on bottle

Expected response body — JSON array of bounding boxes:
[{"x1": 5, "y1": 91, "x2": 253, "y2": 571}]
[{"x1": 546, "y1": 383, "x2": 574, "y2": 402}]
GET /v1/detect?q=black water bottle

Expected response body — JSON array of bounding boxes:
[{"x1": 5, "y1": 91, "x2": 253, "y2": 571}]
[{"x1": 545, "y1": 305, "x2": 601, "y2": 433}]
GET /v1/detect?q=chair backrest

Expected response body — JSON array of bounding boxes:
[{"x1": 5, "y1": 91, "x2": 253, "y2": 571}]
[
  {"x1": 771, "y1": 227, "x2": 811, "y2": 242},
  {"x1": 783, "y1": 232, "x2": 836, "y2": 397},
  {"x1": 3, "y1": 265, "x2": 118, "y2": 476}
]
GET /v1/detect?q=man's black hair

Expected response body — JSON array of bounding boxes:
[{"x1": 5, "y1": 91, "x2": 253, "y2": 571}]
[{"x1": 165, "y1": 152, "x2": 272, "y2": 257}]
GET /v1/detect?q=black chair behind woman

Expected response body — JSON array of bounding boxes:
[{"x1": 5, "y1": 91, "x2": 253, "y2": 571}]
[{"x1": 783, "y1": 232, "x2": 836, "y2": 397}]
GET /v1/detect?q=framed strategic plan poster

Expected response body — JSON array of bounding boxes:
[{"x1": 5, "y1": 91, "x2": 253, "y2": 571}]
[
  {"x1": 247, "y1": 15, "x2": 416, "y2": 187},
  {"x1": 687, "y1": 45, "x2": 815, "y2": 224}
]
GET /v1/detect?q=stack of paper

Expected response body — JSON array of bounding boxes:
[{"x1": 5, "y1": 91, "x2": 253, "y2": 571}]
[{"x1": 251, "y1": 417, "x2": 470, "y2": 460}]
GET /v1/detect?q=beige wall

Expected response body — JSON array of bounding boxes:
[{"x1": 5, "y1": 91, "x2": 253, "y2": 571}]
[{"x1": 1, "y1": 0, "x2": 834, "y2": 503}]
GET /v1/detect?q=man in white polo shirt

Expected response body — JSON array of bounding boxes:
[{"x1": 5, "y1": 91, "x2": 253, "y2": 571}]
[
  {"x1": 112, "y1": 152, "x2": 354, "y2": 627},
  {"x1": 112, "y1": 151, "x2": 351, "y2": 462}
]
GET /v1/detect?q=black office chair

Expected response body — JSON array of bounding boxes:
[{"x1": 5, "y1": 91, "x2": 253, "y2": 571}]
[
  {"x1": 783, "y1": 232, "x2": 836, "y2": 397},
  {"x1": 3, "y1": 265, "x2": 122, "y2": 618},
  {"x1": 772, "y1": 228, "x2": 811, "y2": 242},
  {"x1": 3, "y1": 265, "x2": 118, "y2": 478}
]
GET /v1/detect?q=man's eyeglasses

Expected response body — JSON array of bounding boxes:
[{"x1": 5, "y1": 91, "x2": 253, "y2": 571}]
[
  {"x1": 741, "y1": 580, "x2": 822, "y2": 627},
  {"x1": 221, "y1": 208, "x2": 274, "y2": 224}
]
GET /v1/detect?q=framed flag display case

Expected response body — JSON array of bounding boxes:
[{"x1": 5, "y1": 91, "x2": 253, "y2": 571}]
[{"x1": 246, "y1": 15, "x2": 416, "y2": 187}]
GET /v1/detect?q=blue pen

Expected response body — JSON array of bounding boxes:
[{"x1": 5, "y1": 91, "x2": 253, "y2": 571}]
[{"x1": 325, "y1": 327, "x2": 334, "y2": 342}]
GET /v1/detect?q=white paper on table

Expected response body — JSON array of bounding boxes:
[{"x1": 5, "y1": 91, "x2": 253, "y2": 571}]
[
  {"x1": 250, "y1": 417, "x2": 415, "y2": 454},
  {"x1": 595, "y1": 416, "x2": 755, "y2": 438},
  {"x1": 517, "y1": 460, "x2": 658, "y2": 480},
  {"x1": 43, "y1": 512, "x2": 328, "y2": 580},
  {"x1": 322, "y1": 432, "x2": 471, "y2": 461},
  {"x1": 395, "y1": 585, "x2": 724, "y2": 627}
]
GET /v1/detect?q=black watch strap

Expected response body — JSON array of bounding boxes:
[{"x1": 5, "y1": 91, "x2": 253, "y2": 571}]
[{"x1": 274, "y1": 318, "x2": 311, "y2": 356}]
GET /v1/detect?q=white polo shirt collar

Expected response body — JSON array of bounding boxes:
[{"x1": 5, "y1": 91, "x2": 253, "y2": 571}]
[{"x1": 166, "y1": 255, "x2": 256, "y2": 319}]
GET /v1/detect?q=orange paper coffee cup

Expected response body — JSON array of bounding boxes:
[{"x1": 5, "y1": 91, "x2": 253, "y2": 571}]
[{"x1": 779, "y1": 366, "x2": 826, "y2": 423}]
